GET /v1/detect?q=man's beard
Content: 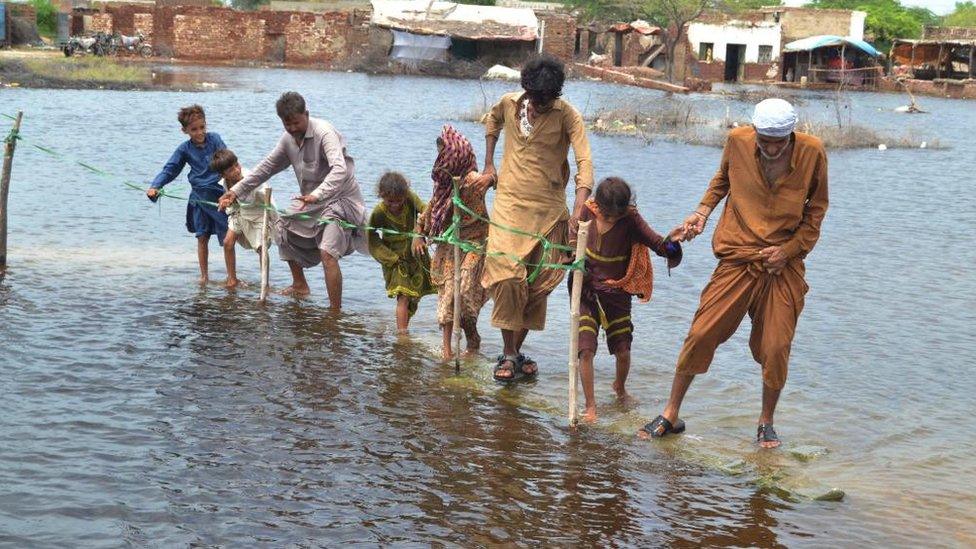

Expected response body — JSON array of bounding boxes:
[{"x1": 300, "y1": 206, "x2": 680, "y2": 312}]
[{"x1": 758, "y1": 143, "x2": 789, "y2": 160}]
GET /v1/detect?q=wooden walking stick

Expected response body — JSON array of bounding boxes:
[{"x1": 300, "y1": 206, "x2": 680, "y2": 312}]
[
  {"x1": 0, "y1": 111, "x2": 23, "y2": 275},
  {"x1": 567, "y1": 220, "x2": 591, "y2": 426},
  {"x1": 259, "y1": 186, "x2": 272, "y2": 303},
  {"x1": 452, "y1": 176, "x2": 462, "y2": 373}
]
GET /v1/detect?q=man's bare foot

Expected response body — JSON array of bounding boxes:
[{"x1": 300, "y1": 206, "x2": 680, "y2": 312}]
[
  {"x1": 397, "y1": 328, "x2": 409, "y2": 336},
  {"x1": 225, "y1": 277, "x2": 241, "y2": 289},
  {"x1": 463, "y1": 347, "x2": 480, "y2": 358},
  {"x1": 279, "y1": 285, "x2": 310, "y2": 297},
  {"x1": 582, "y1": 406, "x2": 598, "y2": 424},
  {"x1": 198, "y1": 276, "x2": 209, "y2": 286},
  {"x1": 442, "y1": 347, "x2": 454, "y2": 361},
  {"x1": 612, "y1": 381, "x2": 636, "y2": 406}
]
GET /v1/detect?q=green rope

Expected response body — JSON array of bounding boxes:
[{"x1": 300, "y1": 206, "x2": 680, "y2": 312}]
[{"x1": 5, "y1": 115, "x2": 584, "y2": 278}]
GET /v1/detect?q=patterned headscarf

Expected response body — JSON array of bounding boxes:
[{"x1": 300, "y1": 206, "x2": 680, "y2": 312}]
[{"x1": 426, "y1": 125, "x2": 477, "y2": 238}]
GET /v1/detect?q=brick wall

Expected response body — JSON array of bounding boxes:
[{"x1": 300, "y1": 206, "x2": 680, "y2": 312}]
[
  {"x1": 172, "y1": 11, "x2": 268, "y2": 61},
  {"x1": 780, "y1": 10, "x2": 851, "y2": 44},
  {"x1": 7, "y1": 4, "x2": 37, "y2": 22},
  {"x1": 539, "y1": 13, "x2": 575, "y2": 63},
  {"x1": 106, "y1": 4, "x2": 154, "y2": 36},
  {"x1": 924, "y1": 26, "x2": 976, "y2": 41},
  {"x1": 89, "y1": 13, "x2": 114, "y2": 34},
  {"x1": 134, "y1": 13, "x2": 153, "y2": 39},
  {"x1": 148, "y1": 5, "x2": 368, "y2": 66}
]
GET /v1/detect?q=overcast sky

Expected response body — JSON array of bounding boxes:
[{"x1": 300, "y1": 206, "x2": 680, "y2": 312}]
[{"x1": 782, "y1": 0, "x2": 959, "y2": 15}]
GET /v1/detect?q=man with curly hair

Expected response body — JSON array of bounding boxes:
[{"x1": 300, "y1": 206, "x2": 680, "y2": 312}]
[{"x1": 473, "y1": 54, "x2": 594, "y2": 382}]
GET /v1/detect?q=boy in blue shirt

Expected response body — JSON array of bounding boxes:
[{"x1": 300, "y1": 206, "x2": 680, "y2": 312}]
[{"x1": 146, "y1": 105, "x2": 237, "y2": 287}]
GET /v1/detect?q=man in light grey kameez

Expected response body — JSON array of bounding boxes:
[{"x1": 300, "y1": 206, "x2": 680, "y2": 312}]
[{"x1": 219, "y1": 92, "x2": 366, "y2": 308}]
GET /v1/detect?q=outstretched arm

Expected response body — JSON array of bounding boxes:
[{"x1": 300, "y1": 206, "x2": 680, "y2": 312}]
[
  {"x1": 220, "y1": 136, "x2": 289, "y2": 210},
  {"x1": 146, "y1": 146, "x2": 186, "y2": 201}
]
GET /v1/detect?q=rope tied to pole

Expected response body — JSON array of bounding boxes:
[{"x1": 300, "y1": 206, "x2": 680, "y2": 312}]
[{"x1": 3, "y1": 113, "x2": 585, "y2": 280}]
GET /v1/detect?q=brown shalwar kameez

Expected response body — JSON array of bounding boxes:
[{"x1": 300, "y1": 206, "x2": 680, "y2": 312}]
[
  {"x1": 676, "y1": 126, "x2": 828, "y2": 389},
  {"x1": 482, "y1": 92, "x2": 594, "y2": 331}
]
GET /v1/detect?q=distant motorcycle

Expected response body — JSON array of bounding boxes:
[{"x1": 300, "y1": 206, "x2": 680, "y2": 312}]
[
  {"x1": 110, "y1": 31, "x2": 154, "y2": 58},
  {"x1": 62, "y1": 34, "x2": 98, "y2": 57}
]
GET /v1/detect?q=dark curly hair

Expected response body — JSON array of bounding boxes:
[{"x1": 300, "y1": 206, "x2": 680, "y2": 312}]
[
  {"x1": 177, "y1": 104, "x2": 205, "y2": 128},
  {"x1": 276, "y1": 91, "x2": 307, "y2": 119},
  {"x1": 594, "y1": 177, "x2": 634, "y2": 218},
  {"x1": 520, "y1": 54, "x2": 565, "y2": 106},
  {"x1": 209, "y1": 148, "x2": 238, "y2": 174},
  {"x1": 377, "y1": 171, "x2": 410, "y2": 198}
]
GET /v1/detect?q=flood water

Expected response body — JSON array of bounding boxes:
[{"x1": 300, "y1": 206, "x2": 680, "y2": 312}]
[{"x1": 1, "y1": 68, "x2": 974, "y2": 546}]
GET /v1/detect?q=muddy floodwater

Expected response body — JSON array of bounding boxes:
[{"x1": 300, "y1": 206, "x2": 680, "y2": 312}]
[{"x1": 1, "y1": 68, "x2": 974, "y2": 546}]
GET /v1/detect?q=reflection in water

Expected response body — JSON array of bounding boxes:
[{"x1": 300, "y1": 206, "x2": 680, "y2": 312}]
[{"x1": 0, "y1": 68, "x2": 973, "y2": 545}]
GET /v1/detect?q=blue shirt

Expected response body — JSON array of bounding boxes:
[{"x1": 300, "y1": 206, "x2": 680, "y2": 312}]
[{"x1": 150, "y1": 132, "x2": 227, "y2": 200}]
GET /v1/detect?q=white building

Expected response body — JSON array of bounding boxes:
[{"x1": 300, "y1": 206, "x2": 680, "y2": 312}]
[{"x1": 687, "y1": 19, "x2": 781, "y2": 65}]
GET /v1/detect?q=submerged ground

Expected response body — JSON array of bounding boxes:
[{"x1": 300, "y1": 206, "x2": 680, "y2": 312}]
[{"x1": 0, "y1": 67, "x2": 973, "y2": 546}]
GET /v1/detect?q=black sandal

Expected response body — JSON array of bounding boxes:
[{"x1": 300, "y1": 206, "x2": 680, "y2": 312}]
[
  {"x1": 493, "y1": 355, "x2": 521, "y2": 383},
  {"x1": 640, "y1": 415, "x2": 686, "y2": 438},
  {"x1": 517, "y1": 354, "x2": 538, "y2": 378},
  {"x1": 757, "y1": 423, "x2": 780, "y2": 447}
]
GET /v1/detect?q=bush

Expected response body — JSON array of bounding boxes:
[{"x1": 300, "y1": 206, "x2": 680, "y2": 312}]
[{"x1": 28, "y1": 0, "x2": 57, "y2": 37}]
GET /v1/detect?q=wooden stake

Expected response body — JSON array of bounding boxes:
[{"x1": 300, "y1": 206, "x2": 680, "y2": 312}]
[
  {"x1": 567, "y1": 219, "x2": 591, "y2": 426},
  {"x1": 0, "y1": 111, "x2": 23, "y2": 275},
  {"x1": 259, "y1": 186, "x2": 272, "y2": 303},
  {"x1": 452, "y1": 176, "x2": 462, "y2": 373}
]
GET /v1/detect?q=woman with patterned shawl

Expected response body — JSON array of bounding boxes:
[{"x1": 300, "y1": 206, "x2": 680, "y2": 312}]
[{"x1": 414, "y1": 126, "x2": 490, "y2": 360}]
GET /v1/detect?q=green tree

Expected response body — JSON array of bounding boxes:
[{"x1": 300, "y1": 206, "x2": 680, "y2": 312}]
[
  {"x1": 29, "y1": 0, "x2": 57, "y2": 37},
  {"x1": 720, "y1": 0, "x2": 782, "y2": 12},
  {"x1": 945, "y1": 1, "x2": 976, "y2": 26},
  {"x1": 230, "y1": 0, "x2": 270, "y2": 10},
  {"x1": 807, "y1": 0, "x2": 936, "y2": 50}
]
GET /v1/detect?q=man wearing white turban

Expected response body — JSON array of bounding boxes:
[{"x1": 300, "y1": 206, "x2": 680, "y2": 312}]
[{"x1": 639, "y1": 98, "x2": 829, "y2": 448}]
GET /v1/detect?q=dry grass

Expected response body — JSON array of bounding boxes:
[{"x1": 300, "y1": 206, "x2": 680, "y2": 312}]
[
  {"x1": 22, "y1": 56, "x2": 151, "y2": 84},
  {"x1": 590, "y1": 101, "x2": 941, "y2": 150}
]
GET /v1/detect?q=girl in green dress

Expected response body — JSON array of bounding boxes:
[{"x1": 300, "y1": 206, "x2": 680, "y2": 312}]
[{"x1": 368, "y1": 172, "x2": 435, "y2": 333}]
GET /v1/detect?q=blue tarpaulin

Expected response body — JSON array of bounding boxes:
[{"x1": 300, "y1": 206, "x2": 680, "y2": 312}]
[
  {"x1": 784, "y1": 35, "x2": 881, "y2": 58},
  {"x1": 0, "y1": 4, "x2": 7, "y2": 45}
]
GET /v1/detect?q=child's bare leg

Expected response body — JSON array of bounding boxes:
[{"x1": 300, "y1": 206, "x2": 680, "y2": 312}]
[
  {"x1": 441, "y1": 324, "x2": 453, "y2": 360},
  {"x1": 280, "y1": 260, "x2": 310, "y2": 297},
  {"x1": 196, "y1": 236, "x2": 209, "y2": 285},
  {"x1": 223, "y1": 231, "x2": 239, "y2": 288},
  {"x1": 580, "y1": 349, "x2": 597, "y2": 423},
  {"x1": 395, "y1": 295, "x2": 410, "y2": 333},
  {"x1": 461, "y1": 317, "x2": 481, "y2": 356},
  {"x1": 613, "y1": 350, "x2": 634, "y2": 404}
]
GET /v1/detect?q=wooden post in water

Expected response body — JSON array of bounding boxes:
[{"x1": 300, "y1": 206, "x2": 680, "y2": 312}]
[
  {"x1": 567, "y1": 220, "x2": 591, "y2": 426},
  {"x1": 0, "y1": 111, "x2": 24, "y2": 275},
  {"x1": 259, "y1": 186, "x2": 272, "y2": 303},
  {"x1": 452, "y1": 176, "x2": 462, "y2": 373},
  {"x1": 840, "y1": 43, "x2": 847, "y2": 86}
]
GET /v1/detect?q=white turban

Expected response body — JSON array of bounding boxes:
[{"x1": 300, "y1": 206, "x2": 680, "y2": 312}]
[{"x1": 752, "y1": 98, "x2": 797, "y2": 138}]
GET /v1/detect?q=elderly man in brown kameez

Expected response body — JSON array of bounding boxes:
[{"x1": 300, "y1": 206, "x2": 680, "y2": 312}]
[
  {"x1": 640, "y1": 98, "x2": 828, "y2": 447},
  {"x1": 474, "y1": 54, "x2": 594, "y2": 381}
]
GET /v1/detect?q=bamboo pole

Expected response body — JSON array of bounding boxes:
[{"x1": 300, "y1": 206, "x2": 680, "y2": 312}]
[
  {"x1": 452, "y1": 176, "x2": 462, "y2": 373},
  {"x1": 567, "y1": 219, "x2": 591, "y2": 426},
  {"x1": 0, "y1": 111, "x2": 24, "y2": 275},
  {"x1": 259, "y1": 186, "x2": 272, "y2": 303},
  {"x1": 840, "y1": 43, "x2": 846, "y2": 85}
]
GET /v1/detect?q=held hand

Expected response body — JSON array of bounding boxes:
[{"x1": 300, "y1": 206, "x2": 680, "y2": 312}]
[
  {"x1": 217, "y1": 191, "x2": 237, "y2": 211},
  {"x1": 411, "y1": 236, "x2": 427, "y2": 257},
  {"x1": 759, "y1": 246, "x2": 789, "y2": 275},
  {"x1": 667, "y1": 225, "x2": 687, "y2": 243},
  {"x1": 146, "y1": 188, "x2": 160, "y2": 202},
  {"x1": 682, "y1": 211, "x2": 707, "y2": 239},
  {"x1": 294, "y1": 194, "x2": 318, "y2": 211},
  {"x1": 473, "y1": 165, "x2": 497, "y2": 194}
]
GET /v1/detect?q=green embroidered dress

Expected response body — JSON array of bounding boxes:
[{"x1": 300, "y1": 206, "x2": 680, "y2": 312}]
[{"x1": 368, "y1": 191, "x2": 435, "y2": 314}]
